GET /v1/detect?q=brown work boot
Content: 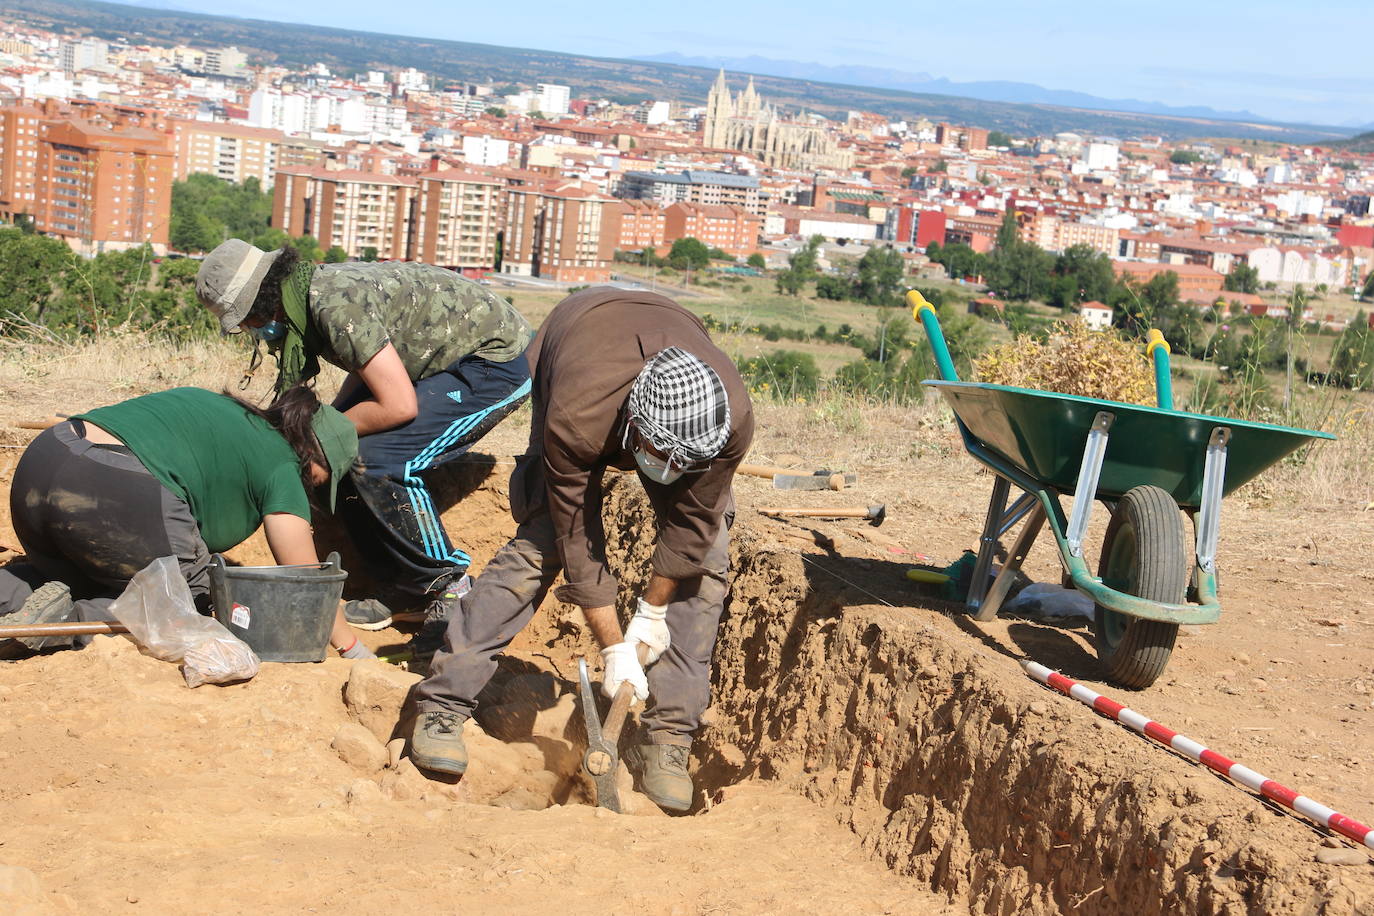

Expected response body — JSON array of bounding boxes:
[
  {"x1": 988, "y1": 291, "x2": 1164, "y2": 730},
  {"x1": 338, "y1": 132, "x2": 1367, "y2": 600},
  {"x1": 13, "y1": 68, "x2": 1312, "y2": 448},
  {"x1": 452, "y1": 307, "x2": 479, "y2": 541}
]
[
  {"x1": 409, "y1": 710, "x2": 469, "y2": 775},
  {"x1": 624, "y1": 742, "x2": 693, "y2": 812}
]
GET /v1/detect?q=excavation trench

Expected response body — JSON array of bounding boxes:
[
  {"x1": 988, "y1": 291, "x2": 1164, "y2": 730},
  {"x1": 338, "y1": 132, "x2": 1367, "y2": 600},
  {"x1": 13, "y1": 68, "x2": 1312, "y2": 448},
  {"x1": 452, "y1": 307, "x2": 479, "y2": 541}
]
[
  {"x1": 591, "y1": 482, "x2": 1370, "y2": 915},
  {"x1": 328, "y1": 470, "x2": 1371, "y2": 914}
]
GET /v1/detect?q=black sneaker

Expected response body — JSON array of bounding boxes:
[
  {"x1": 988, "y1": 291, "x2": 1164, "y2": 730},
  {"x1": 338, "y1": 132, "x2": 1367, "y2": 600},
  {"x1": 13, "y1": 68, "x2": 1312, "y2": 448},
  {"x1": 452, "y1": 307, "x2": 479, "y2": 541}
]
[
  {"x1": 343, "y1": 598, "x2": 394, "y2": 631},
  {"x1": 409, "y1": 576, "x2": 470, "y2": 659},
  {"x1": 0, "y1": 581, "x2": 75, "y2": 658}
]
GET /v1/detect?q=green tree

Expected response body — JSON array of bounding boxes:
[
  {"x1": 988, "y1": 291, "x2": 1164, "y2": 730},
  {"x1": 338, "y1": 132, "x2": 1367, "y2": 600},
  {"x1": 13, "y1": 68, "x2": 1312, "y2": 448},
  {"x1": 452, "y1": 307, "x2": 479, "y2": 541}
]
[
  {"x1": 746, "y1": 252, "x2": 766, "y2": 270},
  {"x1": 1224, "y1": 263, "x2": 1260, "y2": 294},
  {"x1": 1049, "y1": 245, "x2": 1116, "y2": 309},
  {"x1": 1170, "y1": 149, "x2": 1203, "y2": 165},
  {"x1": 484, "y1": 106, "x2": 506, "y2": 118},
  {"x1": 900, "y1": 165, "x2": 918, "y2": 178},
  {"x1": 324, "y1": 245, "x2": 348, "y2": 263},
  {"x1": 930, "y1": 159, "x2": 948, "y2": 173},
  {"x1": 293, "y1": 235, "x2": 323, "y2": 263},
  {"x1": 995, "y1": 210, "x2": 1020, "y2": 251},
  {"x1": 170, "y1": 173, "x2": 273, "y2": 251},
  {"x1": 1142, "y1": 271, "x2": 1180, "y2": 313},
  {"x1": 775, "y1": 235, "x2": 822, "y2": 296},
  {"x1": 361, "y1": 246, "x2": 379, "y2": 262},
  {"x1": 987, "y1": 130, "x2": 1013, "y2": 147},
  {"x1": 855, "y1": 245, "x2": 905, "y2": 306},
  {"x1": 668, "y1": 237, "x2": 711, "y2": 270},
  {"x1": 1362, "y1": 271, "x2": 1374, "y2": 299},
  {"x1": 253, "y1": 227, "x2": 291, "y2": 252},
  {"x1": 814, "y1": 274, "x2": 851, "y2": 300}
]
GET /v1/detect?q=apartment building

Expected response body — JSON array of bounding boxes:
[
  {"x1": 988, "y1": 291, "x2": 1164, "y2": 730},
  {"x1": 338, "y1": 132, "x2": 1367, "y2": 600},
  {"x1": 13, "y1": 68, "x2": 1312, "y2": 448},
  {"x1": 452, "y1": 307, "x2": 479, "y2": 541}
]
[
  {"x1": 412, "y1": 168, "x2": 504, "y2": 272},
  {"x1": 617, "y1": 170, "x2": 764, "y2": 216},
  {"x1": 172, "y1": 119, "x2": 285, "y2": 186},
  {"x1": 0, "y1": 100, "x2": 48, "y2": 218},
  {"x1": 503, "y1": 181, "x2": 620, "y2": 282},
  {"x1": 662, "y1": 201, "x2": 760, "y2": 258},
  {"x1": 614, "y1": 198, "x2": 665, "y2": 252},
  {"x1": 33, "y1": 119, "x2": 174, "y2": 253},
  {"x1": 273, "y1": 167, "x2": 416, "y2": 260},
  {"x1": 1026, "y1": 214, "x2": 1120, "y2": 255}
]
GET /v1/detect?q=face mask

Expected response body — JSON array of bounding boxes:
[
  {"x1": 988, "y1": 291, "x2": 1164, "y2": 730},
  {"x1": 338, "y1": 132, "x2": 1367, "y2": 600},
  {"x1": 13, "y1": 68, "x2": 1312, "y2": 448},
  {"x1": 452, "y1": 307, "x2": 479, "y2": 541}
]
[
  {"x1": 249, "y1": 320, "x2": 286, "y2": 343},
  {"x1": 633, "y1": 447, "x2": 684, "y2": 485}
]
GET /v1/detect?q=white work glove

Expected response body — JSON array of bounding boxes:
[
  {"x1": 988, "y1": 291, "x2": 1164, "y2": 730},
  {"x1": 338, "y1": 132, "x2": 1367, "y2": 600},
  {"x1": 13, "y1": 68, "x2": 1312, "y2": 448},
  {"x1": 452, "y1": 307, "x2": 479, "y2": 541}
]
[
  {"x1": 624, "y1": 597, "x2": 670, "y2": 665},
  {"x1": 601, "y1": 641, "x2": 650, "y2": 704}
]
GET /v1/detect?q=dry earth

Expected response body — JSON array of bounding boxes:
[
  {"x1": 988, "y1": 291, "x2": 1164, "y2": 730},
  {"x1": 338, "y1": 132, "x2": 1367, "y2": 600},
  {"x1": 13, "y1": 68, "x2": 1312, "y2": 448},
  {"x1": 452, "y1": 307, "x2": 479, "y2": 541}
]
[{"x1": 1, "y1": 334, "x2": 1372, "y2": 913}]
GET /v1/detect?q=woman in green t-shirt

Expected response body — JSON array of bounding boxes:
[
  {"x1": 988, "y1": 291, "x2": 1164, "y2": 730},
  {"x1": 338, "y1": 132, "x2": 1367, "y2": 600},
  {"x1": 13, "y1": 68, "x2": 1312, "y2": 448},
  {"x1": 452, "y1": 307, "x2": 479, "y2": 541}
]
[{"x1": 0, "y1": 385, "x2": 370, "y2": 660}]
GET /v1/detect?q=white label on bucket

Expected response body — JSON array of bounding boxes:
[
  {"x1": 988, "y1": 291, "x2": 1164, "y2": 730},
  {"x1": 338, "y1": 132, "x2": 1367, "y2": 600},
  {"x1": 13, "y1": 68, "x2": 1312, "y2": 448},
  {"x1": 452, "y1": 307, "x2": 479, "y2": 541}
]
[{"x1": 231, "y1": 603, "x2": 251, "y2": 628}]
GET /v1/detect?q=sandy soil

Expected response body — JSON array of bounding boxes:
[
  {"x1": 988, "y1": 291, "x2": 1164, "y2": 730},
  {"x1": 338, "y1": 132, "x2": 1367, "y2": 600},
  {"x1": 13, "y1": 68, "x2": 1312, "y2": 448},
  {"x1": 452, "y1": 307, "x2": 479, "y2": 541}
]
[{"x1": 1, "y1": 342, "x2": 1372, "y2": 913}]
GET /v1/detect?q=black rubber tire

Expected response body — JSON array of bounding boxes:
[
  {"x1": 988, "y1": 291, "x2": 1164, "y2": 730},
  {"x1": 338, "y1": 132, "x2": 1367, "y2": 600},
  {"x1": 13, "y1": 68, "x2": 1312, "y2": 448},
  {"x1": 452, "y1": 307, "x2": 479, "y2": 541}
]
[{"x1": 1093, "y1": 485, "x2": 1186, "y2": 689}]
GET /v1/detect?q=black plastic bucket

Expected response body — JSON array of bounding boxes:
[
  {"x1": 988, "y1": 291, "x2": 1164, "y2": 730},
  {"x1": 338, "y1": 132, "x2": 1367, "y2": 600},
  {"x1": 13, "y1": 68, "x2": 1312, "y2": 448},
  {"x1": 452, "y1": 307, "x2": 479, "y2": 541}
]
[{"x1": 208, "y1": 552, "x2": 347, "y2": 662}]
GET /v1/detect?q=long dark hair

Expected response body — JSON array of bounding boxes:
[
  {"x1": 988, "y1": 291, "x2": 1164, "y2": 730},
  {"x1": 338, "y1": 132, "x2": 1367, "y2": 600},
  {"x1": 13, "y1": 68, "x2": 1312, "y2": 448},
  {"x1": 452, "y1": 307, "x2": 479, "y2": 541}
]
[
  {"x1": 244, "y1": 245, "x2": 301, "y2": 325},
  {"x1": 227, "y1": 383, "x2": 325, "y2": 492}
]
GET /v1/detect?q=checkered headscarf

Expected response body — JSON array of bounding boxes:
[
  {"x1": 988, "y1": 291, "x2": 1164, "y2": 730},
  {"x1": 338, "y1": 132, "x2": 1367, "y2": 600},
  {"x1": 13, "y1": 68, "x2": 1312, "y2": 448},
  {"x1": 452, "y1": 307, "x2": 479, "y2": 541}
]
[{"x1": 624, "y1": 347, "x2": 731, "y2": 466}]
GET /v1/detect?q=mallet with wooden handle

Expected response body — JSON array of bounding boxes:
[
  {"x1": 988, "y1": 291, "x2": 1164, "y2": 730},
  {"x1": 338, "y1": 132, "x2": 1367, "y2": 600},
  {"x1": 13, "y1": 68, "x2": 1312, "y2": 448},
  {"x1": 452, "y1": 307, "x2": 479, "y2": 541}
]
[{"x1": 737, "y1": 464, "x2": 853, "y2": 491}]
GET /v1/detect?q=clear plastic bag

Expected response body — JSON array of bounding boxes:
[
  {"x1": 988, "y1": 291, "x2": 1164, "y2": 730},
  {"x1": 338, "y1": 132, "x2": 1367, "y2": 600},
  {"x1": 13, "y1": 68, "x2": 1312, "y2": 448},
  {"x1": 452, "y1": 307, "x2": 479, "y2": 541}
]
[{"x1": 107, "y1": 557, "x2": 261, "y2": 687}]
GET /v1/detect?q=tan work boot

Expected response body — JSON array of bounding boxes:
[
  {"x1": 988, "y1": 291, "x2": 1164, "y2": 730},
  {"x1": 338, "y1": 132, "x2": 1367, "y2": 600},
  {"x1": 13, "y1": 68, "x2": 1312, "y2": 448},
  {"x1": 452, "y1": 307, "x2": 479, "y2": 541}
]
[
  {"x1": 625, "y1": 742, "x2": 693, "y2": 812},
  {"x1": 409, "y1": 711, "x2": 468, "y2": 775}
]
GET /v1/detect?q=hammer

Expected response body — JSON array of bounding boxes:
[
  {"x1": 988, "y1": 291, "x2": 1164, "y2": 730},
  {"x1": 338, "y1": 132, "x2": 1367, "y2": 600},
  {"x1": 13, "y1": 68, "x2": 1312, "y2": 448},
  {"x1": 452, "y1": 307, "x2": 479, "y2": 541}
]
[
  {"x1": 759, "y1": 504, "x2": 886, "y2": 527},
  {"x1": 737, "y1": 464, "x2": 855, "y2": 491}
]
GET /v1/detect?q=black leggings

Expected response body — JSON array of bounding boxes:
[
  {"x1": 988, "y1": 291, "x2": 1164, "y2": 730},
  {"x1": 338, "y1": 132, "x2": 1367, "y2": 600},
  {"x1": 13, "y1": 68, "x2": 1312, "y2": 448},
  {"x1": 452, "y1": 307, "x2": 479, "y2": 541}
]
[{"x1": 1, "y1": 421, "x2": 211, "y2": 618}]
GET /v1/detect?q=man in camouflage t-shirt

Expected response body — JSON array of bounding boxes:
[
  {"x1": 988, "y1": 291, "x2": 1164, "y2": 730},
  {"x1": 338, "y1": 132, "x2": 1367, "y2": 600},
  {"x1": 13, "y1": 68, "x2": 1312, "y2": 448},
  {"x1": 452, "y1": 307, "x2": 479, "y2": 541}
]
[{"x1": 197, "y1": 242, "x2": 532, "y2": 630}]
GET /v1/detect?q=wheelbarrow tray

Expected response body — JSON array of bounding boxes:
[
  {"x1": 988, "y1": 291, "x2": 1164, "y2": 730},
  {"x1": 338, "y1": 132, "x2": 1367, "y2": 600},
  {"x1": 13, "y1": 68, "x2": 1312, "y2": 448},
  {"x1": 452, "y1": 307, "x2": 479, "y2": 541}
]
[{"x1": 925, "y1": 380, "x2": 1333, "y2": 509}]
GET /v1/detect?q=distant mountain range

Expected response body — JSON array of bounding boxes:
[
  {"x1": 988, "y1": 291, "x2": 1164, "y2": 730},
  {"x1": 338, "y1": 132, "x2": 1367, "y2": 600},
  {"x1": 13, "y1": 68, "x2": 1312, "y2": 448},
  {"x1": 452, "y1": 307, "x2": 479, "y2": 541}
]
[
  {"x1": 638, "y1": 53, "x2": 1272, "y2": 125},
  {"x1": 0, "y1": 0, "x2": 1358, "y2": 143}
]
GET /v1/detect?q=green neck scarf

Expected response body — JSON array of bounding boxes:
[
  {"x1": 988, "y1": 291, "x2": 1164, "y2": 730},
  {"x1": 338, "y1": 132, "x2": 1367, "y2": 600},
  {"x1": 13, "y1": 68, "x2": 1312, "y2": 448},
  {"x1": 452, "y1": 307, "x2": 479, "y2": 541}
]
[{"x1": 273, "y1": 262, "x2": 321, "y2": 394}]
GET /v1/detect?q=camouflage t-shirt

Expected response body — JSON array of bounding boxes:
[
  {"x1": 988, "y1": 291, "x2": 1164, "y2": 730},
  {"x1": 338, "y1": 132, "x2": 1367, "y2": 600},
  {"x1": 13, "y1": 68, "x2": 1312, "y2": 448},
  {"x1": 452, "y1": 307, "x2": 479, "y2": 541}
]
[{"x1": 307, "y1": 262, "x2": 532, "y2": 381}]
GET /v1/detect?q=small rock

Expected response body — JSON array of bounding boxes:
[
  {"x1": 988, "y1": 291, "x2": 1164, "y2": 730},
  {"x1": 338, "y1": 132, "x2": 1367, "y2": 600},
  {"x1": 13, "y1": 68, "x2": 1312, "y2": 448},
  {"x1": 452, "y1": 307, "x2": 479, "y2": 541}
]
[
  {"x1": 1218, "y1": 669, "x2": 1237, "y2": 681},
  {"x1": 1028, "y1": 702, "x2": 1048, "y2": 716},
  {"x1": 919, "y1": 665, "x2": 939, "y2": 679},
  {"x1": 0, "y1": 865, "x2": 45, "y2": 905},
  {"x1": 332, "y1": 723, "x2": 389, "y2": 773},
  {"x1": 1316, "y1": 847, "x2": 1369, "y2": 866},
  {"x1": 1233, "y1": 653, "x2": 1251, "y2": 666},
  {"x1": 343, "y1": 660, "x2": 423, "y2": 743},
  {"x1": 386, "y1": 738, "x2": 405, "y2": 770},
  {"x1": 379, "y1": 759, "x2": 430, "y2": 802},
  {"x1": 1324, "y1": 837, "x2": 1345, "y2": 848},
  {"x1": 346, "y1": 777, "x2": 384, "y2": 807}
]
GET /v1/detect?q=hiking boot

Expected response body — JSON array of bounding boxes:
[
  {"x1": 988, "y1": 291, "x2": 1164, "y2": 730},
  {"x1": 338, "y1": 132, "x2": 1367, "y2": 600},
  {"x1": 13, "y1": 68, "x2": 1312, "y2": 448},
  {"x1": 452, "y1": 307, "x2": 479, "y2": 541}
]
[
  {"x1": 624, "y1": 742, "x2": 693, "y2": 813},
  {"x1": 343, "y1": 598, "x2": 394, "y2": 631},
  {"x1": 409, "y1": 710, "x2": 469, "y2": 775},
  {"x1": 0, "y1": 581, "x2": 75, "y2": 658}
]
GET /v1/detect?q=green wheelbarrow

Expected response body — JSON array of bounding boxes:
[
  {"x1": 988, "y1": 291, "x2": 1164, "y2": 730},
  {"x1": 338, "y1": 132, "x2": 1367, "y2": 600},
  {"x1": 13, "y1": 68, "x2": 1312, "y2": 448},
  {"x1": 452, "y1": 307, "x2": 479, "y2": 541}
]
[{"x1": 908, "y1": 291, "x2": 1334, "y2": 688}]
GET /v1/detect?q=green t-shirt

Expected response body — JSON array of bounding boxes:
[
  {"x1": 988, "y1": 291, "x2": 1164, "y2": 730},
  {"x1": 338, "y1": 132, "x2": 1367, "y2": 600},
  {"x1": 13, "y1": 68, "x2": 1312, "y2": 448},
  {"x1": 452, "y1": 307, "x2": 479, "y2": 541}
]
[
  {"x1": 307, "y1": 262, "x2": 532, "y2": 380},
  {"x1": 76, "y1": 388, "x2": 311, "y2": 553}
]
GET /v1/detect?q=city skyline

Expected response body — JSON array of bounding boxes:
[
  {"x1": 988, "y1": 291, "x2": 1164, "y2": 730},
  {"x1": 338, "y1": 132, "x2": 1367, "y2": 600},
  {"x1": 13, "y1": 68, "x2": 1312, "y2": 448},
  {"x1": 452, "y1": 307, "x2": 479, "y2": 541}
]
[{"x1": 130, "y1": 0, "x2": 1374, "y2": 127}]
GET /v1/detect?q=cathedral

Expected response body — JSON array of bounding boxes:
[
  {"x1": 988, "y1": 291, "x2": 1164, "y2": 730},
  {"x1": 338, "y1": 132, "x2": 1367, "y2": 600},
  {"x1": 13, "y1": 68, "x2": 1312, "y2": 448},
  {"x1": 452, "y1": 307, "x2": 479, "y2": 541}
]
[{"x1": 702, "y1": 70, "x2": 855, "y2": 172}]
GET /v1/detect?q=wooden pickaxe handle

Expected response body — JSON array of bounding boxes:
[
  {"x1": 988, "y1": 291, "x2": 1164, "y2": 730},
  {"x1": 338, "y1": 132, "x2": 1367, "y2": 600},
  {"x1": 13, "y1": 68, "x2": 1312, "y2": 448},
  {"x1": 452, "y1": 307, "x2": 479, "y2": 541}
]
[
  {"x1": 760, "y1": 507, "x2": 869, "y2": 519},
  {"x1": 602, "y1": 642, "x2": 652, "y2": 747},
  {"x1": 0, "y1": 621, "x2": 128, "y2": 638},
  {"x1": 14, "y1": 415, "x2": 66, "y2": 431}
]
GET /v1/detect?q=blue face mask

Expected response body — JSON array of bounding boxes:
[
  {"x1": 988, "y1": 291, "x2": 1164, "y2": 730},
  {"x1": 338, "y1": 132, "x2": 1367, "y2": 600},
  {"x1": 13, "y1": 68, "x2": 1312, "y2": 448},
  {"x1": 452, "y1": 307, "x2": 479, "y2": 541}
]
[{"x1": 248, "y1": 320, "x2": 286, "y2": 343}]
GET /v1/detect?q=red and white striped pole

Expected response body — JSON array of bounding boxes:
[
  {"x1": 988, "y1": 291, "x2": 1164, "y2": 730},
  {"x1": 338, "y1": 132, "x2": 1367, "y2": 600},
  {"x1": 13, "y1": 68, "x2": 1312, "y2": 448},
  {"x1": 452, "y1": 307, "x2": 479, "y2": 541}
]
[{"x1": 1021, "y1": 659, "x2": 1374, "y2": 852}]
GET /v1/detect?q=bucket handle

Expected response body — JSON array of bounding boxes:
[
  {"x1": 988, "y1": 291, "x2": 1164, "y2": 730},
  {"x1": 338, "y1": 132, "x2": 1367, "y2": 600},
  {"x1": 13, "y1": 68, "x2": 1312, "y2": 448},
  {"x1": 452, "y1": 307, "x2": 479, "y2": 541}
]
[{"x1": 208, "y1": 552, "x2": 344, "y2": 572}]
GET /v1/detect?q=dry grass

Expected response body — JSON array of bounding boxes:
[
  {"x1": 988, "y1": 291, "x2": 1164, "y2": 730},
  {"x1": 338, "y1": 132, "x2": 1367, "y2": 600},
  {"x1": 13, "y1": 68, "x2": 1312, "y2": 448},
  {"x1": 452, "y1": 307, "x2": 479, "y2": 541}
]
[{"x1": 974, "y1": 321, "x2": 1155, "y2": 405}]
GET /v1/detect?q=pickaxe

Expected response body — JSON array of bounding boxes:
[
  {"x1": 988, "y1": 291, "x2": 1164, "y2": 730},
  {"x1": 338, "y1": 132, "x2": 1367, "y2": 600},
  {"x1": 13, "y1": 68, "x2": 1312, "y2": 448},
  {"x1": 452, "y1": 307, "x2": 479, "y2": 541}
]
[
  {"x1": 759, "y1": 504, "x2": 887, "y2": 527},
  {"x1": 577, "y1": 642, "x2": 651, "y2": 812}
]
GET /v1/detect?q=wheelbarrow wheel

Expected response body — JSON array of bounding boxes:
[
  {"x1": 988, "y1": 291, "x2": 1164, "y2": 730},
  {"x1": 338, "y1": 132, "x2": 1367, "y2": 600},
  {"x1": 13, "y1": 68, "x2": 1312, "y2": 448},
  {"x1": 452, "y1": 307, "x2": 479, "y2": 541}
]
[{"x1": 1093, "y1": 485, "x2": 1186, "y2": 689}]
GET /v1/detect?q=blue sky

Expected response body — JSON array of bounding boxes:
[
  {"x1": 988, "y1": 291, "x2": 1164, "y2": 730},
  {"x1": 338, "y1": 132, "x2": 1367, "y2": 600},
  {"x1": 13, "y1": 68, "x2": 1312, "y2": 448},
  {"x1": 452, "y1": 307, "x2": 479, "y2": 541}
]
[{"x1": 142, "y1": 0, "x2": 1372, "y2": 126}]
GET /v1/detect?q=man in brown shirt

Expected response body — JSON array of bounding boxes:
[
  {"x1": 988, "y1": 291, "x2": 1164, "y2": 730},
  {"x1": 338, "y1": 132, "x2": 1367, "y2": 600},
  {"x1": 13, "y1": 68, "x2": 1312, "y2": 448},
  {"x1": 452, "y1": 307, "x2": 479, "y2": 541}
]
[{"x1": 410, "y1": 287, "x2": 753, "y2": 812}]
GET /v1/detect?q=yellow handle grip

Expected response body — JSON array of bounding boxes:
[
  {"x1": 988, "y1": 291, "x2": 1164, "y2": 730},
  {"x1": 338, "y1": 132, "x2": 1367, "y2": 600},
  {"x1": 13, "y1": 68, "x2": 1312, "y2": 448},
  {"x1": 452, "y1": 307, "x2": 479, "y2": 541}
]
[
  {"x1": 905, "y1": 568, "x2": 951, "y2": 585},
  {"x1": 1146, "y1": 328, "x2": 1171, "y2": 356},
  {"x1": 907, "y1": 289, "x2": 935, "y2": 320}
]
